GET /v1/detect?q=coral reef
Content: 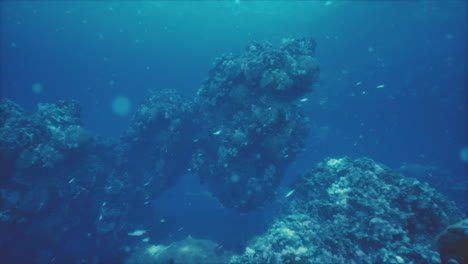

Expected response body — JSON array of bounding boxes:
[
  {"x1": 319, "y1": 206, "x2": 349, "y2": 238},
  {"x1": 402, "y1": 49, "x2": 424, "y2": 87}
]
[
  {"x1": 230, "y1": 157, "x2": 464, "y2": 264},
  {"x1": 122, "y1": 89, "x2": 199, "y2": 199},
  {"x1": 1, "y1": 39, "x2": 464, "y2": 263},
  {"x1": 0, "y1": 99, "x2": 116, "y2": 262},
  {"x1": 0, "y1": 99, "x2": 91, "y2": 170},
  {"x1": 192, "y1": 38, "x2": 319, "y2": 210}
]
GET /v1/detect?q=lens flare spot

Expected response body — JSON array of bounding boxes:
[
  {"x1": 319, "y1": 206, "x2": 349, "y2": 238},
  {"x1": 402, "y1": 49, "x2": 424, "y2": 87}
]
[{"x1": 111, "y1": 96, "x2": 132, "y2": 116}]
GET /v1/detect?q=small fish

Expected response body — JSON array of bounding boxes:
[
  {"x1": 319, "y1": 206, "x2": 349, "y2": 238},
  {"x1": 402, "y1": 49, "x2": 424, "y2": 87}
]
[
  {"x1": 376, "y1": 84, "x2": 385, "y2": 89},
  {"x1": 128, "y1": 230, "x2": 146, "y2": 236},
  {"x1": 285, "y1": 189, "x2": 295, "y2": 198},
  {"x1": 245, "y1": 247, "x2": 255, "y2": 255},
  {"x1": 212, "y1": 130, "x2": 222, "y2": 135},
  {"x1": 68, "y1": 178, "x2": 75, "y2": 184},
  {"x1": 299, "y1": 98, "x2": 308, "y2": 102},
  {"x1": 215, "y1": 244, "x2": 225, "y2": 256},
  {"x1": 356, "y1": 81, "x2": 362, "y2": 86}
]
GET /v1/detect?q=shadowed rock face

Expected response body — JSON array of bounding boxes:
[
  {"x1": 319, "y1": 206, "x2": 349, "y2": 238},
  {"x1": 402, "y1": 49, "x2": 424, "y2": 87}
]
[
  {"x1": 436, "y1": 219, "x2": 468, "y2": 264},
  {"x1": 122, "y1": 89, "x2": 199, "y2": 199}
]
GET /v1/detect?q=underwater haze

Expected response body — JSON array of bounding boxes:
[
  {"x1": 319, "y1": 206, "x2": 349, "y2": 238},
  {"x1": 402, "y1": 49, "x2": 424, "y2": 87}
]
[{"x1": 1, "y1": 1, "x2": 467, "y2": 264}]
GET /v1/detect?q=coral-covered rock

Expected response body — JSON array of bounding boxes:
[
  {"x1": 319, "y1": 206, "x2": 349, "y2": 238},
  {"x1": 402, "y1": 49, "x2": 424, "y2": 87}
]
[
  {"x1": 0, "y1": 98, "x2": 117, "y2": 263},
  {"x1": 0, "y1": 99, "x2": 93, "y2": 171},
  {"x1": 126, "y1": 236, "x2": 233, "y2": 264},
  {"x1": 192, "y1": 38, "x2": 319, "y2": 210},
  {"x1": 121, "y1": 89, "x2": 199, "y2": 199},
  {"x1": 230, "y1": 157, "x2": 464, "y2": 264}
]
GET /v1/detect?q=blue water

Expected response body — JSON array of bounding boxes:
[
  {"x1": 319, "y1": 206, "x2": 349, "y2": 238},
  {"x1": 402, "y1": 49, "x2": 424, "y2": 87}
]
[{"x1": 1, "y1": 1, "x2": 467, "y2": 263}]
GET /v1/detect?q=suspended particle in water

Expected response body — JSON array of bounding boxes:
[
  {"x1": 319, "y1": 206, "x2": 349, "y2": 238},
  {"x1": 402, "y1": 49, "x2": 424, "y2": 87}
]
[
  {"x1": 111, "y1": 95, "x2": 132, "y2": 116},
  {"x1": 230, "y1": 173, "x2": 240, "y2": 183},
  {"x1": 460, "y1": 147, "x2": 468, "y2": 163},
  {"x1": 32, "y1": 82, "x2": 44, "y2": 94}
]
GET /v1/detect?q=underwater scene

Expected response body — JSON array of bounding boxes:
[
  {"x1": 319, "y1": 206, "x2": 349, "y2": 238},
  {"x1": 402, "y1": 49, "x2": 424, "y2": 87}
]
[{"x1": 1, "y1": 1, "x2": 467, "y2": 264}]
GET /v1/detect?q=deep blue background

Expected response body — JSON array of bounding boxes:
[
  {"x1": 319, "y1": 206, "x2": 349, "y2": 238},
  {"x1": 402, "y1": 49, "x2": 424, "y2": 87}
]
[{"x1": 1, "y1": 0, "x2": 467, "y2": 252}]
